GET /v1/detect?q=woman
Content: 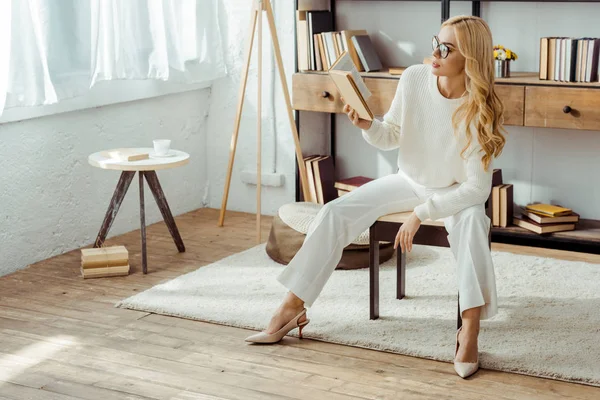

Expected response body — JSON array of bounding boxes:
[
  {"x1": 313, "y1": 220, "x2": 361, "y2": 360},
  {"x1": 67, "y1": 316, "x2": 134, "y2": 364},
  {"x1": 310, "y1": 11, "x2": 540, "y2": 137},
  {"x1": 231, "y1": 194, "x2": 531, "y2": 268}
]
[{"x1": 245, "y1": 15, "x2": 506, "y2": 379}]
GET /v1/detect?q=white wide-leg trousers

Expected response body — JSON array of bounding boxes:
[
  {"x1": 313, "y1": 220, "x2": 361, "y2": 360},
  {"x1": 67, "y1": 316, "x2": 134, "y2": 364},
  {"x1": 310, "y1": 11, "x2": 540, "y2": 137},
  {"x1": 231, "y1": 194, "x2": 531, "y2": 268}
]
[{"x1": 276, "y1": 172, "x2": 498, "y2": 321}]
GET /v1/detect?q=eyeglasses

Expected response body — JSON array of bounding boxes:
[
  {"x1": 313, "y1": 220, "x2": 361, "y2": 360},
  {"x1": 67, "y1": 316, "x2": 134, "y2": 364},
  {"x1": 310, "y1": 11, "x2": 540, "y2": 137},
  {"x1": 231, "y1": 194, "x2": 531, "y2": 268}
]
[{"x1": 432, "y1": 36, "x2": 451, "y2": 59}]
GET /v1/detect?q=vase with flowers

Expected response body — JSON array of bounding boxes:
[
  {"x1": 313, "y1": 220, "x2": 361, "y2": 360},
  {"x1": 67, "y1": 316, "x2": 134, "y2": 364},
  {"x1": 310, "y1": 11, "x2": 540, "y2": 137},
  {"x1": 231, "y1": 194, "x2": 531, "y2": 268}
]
[{"x1": 493, "y1": 45, "x2": 518, "y2": 78}]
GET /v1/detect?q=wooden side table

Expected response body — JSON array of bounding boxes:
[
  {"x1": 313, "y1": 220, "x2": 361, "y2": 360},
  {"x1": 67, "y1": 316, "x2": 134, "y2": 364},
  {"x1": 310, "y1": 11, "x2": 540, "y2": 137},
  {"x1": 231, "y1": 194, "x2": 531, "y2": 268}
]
[{"x1": 88, "y1": 147, "x2": 190, "y2": 274}]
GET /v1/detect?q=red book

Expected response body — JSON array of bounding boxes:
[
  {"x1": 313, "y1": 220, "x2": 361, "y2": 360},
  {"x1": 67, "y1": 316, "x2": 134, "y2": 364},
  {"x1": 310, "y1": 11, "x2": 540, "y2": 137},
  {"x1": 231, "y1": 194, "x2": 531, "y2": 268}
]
[{"x1": 334, "y1": 176, "x2": 374, "y2": 192}]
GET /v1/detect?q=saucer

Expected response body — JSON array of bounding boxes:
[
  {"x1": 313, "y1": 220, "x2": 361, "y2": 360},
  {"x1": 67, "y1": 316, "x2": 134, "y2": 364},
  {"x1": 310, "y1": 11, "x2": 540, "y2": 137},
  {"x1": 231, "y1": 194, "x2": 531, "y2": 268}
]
[{"x1": 150, "y1": 151, "x2": 176, "y2": 158}]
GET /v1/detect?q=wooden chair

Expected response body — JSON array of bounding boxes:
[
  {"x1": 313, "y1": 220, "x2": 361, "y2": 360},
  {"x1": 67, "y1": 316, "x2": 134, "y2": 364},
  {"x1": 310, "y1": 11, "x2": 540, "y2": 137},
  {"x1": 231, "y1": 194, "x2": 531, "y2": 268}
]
[{"x1": 368, "y1": 194, "x2": 493, "y2": 329}]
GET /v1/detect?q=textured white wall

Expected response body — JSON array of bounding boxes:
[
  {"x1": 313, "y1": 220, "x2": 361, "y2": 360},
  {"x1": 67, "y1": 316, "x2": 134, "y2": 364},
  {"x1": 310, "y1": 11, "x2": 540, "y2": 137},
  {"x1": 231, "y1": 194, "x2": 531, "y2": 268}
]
[
  {"x1": 331, "y1": 0, "x2": 600, "y2": 219},
  {"x1": 0, "y1": 90, "x2": 210, "y2": 276}
]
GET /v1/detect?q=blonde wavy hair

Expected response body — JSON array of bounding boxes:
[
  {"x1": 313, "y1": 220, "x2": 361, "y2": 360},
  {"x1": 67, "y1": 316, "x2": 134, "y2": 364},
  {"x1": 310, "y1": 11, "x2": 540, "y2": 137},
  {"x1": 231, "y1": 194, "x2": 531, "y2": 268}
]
[{"x1": 441, "y1": 15, "x2": 506, "y2": 171}]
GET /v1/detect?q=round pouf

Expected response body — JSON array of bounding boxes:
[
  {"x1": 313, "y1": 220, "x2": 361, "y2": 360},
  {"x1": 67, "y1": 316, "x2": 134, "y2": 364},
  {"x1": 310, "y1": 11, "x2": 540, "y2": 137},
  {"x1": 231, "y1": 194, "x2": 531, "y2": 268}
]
[{"x1": 266, "y1": 202, "x2": 394, "y2": 270}]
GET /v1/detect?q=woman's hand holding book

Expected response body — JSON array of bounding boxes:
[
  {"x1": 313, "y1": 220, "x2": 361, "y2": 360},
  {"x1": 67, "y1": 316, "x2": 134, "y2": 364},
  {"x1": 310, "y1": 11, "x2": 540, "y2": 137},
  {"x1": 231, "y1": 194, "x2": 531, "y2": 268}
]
[{"x1": 341, "y1": 97, "x2": 372, "y2": 130}]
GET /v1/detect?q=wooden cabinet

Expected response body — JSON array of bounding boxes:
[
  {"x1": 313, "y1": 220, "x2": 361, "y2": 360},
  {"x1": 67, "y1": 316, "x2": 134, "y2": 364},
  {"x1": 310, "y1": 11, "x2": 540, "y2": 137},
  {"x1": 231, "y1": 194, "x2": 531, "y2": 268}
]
[
  {"x1": 292, "y1": 73, "x2": 527, "y2": 127},
  {"x1": 525, "y1": 87, "x2": 600, "y2": 131},
  {"x1": 292, "y1": 73, "x2": 396, "y2": 116},
  {"x1": 496, "y1": 85, "x2": 525, "y2": 126},
  {"x1": 292, "y1": 72, "x2": 600, "y2": 131}
]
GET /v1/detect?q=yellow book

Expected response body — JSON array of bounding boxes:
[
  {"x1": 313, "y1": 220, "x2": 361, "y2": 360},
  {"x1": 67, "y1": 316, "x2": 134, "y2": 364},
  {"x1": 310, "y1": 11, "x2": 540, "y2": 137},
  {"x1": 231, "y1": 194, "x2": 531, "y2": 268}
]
[{"x1": 525, "y1": 203, "x2": 572, "y2": 217}]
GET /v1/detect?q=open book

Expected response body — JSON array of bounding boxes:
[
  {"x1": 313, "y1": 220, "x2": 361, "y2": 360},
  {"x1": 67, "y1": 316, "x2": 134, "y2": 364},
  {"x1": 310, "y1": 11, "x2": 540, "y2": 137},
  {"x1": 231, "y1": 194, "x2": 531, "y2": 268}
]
[{"x1": 328, "y1": 51, "x2": 373, "y2": 121}]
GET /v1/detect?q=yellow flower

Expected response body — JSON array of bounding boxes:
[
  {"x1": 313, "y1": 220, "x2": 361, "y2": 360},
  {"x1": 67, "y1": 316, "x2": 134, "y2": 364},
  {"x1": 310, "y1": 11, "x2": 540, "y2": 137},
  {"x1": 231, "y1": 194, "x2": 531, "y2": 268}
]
[
  {"x1": 494, "y1": 50, "x2": 498, "y2": 58},
  {"x1": 506, "y1": 50, "x2": 512, "y2": 59}
]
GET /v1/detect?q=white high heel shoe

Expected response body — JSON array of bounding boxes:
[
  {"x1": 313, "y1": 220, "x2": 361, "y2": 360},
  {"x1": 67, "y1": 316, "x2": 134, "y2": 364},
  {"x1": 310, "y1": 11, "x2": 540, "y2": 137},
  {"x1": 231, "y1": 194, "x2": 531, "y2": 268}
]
[
  {"x1": 454, "y1": 326, "x2": 479, "y2": 378},
  {"x1": 245, "y1": 308, "x2": 310, "y2": 344}
]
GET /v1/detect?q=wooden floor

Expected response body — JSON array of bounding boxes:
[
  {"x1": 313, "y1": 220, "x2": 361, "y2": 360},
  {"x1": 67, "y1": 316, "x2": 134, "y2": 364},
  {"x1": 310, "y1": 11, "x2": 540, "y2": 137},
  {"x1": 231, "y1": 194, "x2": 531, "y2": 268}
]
[{"x1": 1, "y1": 208, "x2": 599, "y2": 400}]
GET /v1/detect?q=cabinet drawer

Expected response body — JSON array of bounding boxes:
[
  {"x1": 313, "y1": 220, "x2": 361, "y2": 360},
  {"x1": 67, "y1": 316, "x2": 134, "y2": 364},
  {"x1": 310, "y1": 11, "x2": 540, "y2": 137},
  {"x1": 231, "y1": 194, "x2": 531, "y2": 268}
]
[
  {"x1": 525, "y1": 87, "x2": 600, "y2": 130},
  {"x1": 495, "y1": 85, "x2": 524, "y2": 126},
  {"x1": 292, "y1": 73, "x2": 396, "y2": 116}
]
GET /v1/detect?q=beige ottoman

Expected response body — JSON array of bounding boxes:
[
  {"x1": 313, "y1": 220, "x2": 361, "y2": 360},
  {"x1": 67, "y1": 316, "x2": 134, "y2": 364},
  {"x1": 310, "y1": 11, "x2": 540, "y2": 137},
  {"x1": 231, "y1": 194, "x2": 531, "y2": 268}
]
[{"x1": 266, "y1": 202, "x2": 394, "y2": 270}]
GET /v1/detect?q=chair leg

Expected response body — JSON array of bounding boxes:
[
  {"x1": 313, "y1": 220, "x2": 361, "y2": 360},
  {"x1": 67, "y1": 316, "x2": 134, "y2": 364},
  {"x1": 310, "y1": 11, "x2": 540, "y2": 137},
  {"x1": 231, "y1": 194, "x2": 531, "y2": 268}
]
[
  {"x1": 397, "y1": 249, "x2": 406, "y2": 300},
  {"x1": 369, "y1": 225, "x2": 379, "y2": 320}
]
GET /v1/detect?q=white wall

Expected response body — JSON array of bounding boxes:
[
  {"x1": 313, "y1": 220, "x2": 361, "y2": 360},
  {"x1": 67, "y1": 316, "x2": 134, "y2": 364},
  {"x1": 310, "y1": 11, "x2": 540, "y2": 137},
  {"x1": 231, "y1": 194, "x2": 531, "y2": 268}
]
[
  {"x1": 206, "y1": 0, "x2": 300, "y2": 216},
  {"x1": 0, "y1": 90, "x2": 210, "y2": 276},
  {"x1": 331, "y1": 0, "x2": 600, "y2": 219}
]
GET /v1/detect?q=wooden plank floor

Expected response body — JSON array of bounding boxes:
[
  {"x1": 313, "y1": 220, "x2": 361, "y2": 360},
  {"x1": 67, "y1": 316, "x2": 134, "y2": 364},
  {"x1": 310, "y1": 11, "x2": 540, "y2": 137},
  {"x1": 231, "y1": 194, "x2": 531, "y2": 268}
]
[{"x1": 1, "y1": 207, "x2": 599, "y2": 400}]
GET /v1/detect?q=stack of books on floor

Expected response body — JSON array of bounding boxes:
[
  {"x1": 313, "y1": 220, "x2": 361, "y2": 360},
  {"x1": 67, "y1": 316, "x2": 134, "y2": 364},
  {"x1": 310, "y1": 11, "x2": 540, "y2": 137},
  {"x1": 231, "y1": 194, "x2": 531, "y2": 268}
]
[
  {"x1": 80, "y1": 245, "x2": 130, "y2": 279},
  {"x1": 302, "y1": 155, "x2": 337, "y2": 204},
  {"x1": 513, "y1": 204, "x2": 580, "y2": 234},
  {"x1": 335, "y1": 176, "x2": 374, "y2": 197}
]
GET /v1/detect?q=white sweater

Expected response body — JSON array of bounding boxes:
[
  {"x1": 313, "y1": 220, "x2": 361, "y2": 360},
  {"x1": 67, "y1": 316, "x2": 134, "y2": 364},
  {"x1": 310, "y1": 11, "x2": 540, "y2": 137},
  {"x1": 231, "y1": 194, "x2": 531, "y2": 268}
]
[{"x1": 361, "y1": 64, "x2": 493, "y2": 222}]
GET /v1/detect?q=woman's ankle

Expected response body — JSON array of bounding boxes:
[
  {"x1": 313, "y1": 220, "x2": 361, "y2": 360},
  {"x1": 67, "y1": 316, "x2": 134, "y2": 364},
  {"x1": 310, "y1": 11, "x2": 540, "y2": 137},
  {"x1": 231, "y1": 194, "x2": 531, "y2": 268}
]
[{"x1": 283, "y1": 292, "x2": 304, "y2": 308}]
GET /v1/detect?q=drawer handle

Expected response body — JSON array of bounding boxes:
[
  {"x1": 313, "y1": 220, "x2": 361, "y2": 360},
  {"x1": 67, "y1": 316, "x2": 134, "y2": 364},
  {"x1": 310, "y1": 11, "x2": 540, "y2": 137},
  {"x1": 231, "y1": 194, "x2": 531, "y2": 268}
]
[
  {"x1": 321, "y1": 91, "x2": 330, "y2": 98},
  {"x1": 563, "y1": 106, "x2": 572, "y2": 114}
]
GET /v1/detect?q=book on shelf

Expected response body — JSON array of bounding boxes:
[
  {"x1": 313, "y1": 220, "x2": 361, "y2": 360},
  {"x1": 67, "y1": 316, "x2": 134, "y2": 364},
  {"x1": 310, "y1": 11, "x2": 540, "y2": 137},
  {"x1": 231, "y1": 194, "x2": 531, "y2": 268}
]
[
  {"x1": 351, "y1": 34, "x2": 383, "y2": 72},
  {"x1": 295, "y1": 7, "x2": 378, "y2": 73},
  {"x1": 539, "y1": 37, "x2": 600, "y2": 83},
  {"x1": 513, "y1": 213, "x2": 576, "y2": 234},
  {"x1": 511, "y1": 203, "x2": 579, "y2": 234},
  {"x1": 519, "y1": 207, "x2": 580, "y2": 225},
  {"x1": 525, "y1": 203, "x2": 572, "y2": 217},
  {"x1": 499, "y1": 184, "x2": 514, "y2": 228},
  {"x1": 334, "y1": 176, "x2": 374, "y2": 192},
  {"x1": 329, "y1": 51, "x2": 373, "y2": 121},
  {"x1": 301, "y1": 155, "x2": 337, "y2": 205}
]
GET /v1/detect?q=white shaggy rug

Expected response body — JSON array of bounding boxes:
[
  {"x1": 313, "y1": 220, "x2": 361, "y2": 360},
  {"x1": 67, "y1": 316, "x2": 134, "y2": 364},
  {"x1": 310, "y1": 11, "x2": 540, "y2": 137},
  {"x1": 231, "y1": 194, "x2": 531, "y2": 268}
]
[{"x1": 116, "y1": 244, "x2": 600, "y2": 387}]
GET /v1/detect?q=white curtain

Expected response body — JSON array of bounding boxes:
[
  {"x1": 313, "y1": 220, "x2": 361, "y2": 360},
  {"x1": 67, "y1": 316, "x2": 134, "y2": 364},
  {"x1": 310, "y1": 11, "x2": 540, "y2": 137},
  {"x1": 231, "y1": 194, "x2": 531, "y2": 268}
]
[{"x1": 0, "y1": 0, "x2": 226, "y2": 116}]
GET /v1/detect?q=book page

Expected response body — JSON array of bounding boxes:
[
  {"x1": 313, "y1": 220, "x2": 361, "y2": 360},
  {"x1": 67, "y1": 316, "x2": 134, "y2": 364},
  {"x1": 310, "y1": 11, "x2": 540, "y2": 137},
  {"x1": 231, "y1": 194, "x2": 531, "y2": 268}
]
[{"x1": 329, "y1": 51, "x2": 371, "y2": 99}]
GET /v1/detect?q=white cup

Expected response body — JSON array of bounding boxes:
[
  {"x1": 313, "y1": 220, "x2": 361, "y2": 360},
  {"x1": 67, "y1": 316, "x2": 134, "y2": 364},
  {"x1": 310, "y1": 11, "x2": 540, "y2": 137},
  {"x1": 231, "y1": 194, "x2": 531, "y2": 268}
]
[{"x1": 153, "y1": 139, "x2": 171, "y2": 156}]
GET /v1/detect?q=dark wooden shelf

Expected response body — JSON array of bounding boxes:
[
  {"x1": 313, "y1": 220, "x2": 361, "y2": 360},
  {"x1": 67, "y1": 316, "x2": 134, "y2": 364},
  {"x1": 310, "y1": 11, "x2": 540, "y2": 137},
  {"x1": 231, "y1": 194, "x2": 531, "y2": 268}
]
[{"x1": 492, "y1": 219, "x2": 600, "y2": 253}]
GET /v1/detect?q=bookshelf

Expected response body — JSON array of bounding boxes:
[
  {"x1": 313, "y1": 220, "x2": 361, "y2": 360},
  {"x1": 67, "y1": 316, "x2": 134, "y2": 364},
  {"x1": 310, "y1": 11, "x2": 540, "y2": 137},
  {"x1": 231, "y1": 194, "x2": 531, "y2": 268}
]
[{"x1": 292, "y1": 0, "x2": 600, "y2": 254}]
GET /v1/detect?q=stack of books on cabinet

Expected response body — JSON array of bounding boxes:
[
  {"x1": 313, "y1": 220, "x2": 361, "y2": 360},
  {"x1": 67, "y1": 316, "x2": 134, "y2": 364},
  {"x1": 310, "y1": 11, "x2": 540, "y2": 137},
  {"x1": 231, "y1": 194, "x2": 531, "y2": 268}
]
[
  {"x1": 296, "y1": 2, "x2": 382, "y2": 72},
  {"x1": 539, "y1": 37, "x2": 599, "y2": 82}
]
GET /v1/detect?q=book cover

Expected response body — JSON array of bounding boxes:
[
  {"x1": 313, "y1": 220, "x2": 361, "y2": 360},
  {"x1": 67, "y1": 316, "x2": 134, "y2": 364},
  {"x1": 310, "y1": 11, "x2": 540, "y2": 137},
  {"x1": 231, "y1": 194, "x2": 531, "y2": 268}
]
[
  {"x1": 341, "y1": 29, "x2": 367, "y2": 71},
  {"x1": 525, "y1": 203, "x2": 572, "y2": 217},
  {"x1": 351, "y1": 35, "x2": 383, "y2": 72},
  {"x1": 307, "y1": 11, "x2": 333, "y2": 70},
  {"x1": 539, "y1": 37, "x2": 549, "y2": 80},
  {"x1": 499, "y1": 184, "x2": 514, "y2": 228},
  {"x1": 313, "y1": 156, "x2": 337, "y2": 204},
  {"x1": 329, "y1": 70, "x2": 373, "y2": 121},
  {"x1": 519, "y1": 208, "x2": 580, "y2": 224},
  {"x1": 334, "y1": 176, "x2": 374, "y2": 191},
  {"x1": 513, "y1": 215, "x2": 576, "y2": 234},
  {"x1": 102, "y1": 148, "x2": 149, "y2": 162},
  {"x1": 492, "y1": 185, "x2": 501, "y2": 227}
]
